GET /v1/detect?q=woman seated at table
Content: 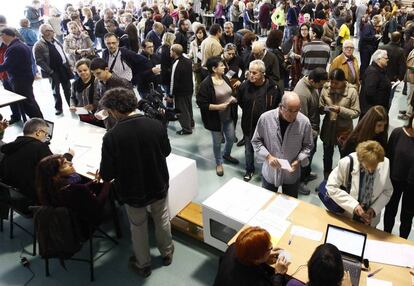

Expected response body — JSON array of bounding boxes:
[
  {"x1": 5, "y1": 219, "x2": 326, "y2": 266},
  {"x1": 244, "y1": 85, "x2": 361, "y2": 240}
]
[
  {"x1": 36, "y1": 154, "x2": 109, "y2": 236},
  {"x1": 287, "y1": 243, "x2": 351, "y2": 286},
  {"x1": 69, "y1": 58, "x2": 98, "y2": 113},
  {"x1": 213, "y1": 226, "x2": 289, "y2": 286},
  {"x1": 326, "y1": 140, "x2": 393, "y2": 227}
]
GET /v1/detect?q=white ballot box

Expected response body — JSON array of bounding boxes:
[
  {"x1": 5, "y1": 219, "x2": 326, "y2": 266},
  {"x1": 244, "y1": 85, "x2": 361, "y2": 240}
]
[{"x1": 202, "y1": 178, "x2": 274, "y2": 251}]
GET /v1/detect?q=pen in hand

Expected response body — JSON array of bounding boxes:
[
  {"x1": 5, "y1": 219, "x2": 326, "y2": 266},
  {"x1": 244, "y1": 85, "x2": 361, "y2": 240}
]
[{"x1": 368, "y1": 267, "x2": 383, "y2": 277}]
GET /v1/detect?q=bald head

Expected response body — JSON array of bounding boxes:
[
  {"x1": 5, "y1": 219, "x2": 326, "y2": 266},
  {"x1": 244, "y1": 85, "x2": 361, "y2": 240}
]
[{"x1": 280, "y1": 92, "x2": 301, "y2": 122}]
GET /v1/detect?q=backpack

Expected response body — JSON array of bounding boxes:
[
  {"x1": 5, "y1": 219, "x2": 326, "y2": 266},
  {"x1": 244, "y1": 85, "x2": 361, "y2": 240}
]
[
  {"x1": 34, "y1": 206, "x2": 83, "y2": 262},
  {"x1": 407, "y1": 49, "x2": 414, "y2": 84}
]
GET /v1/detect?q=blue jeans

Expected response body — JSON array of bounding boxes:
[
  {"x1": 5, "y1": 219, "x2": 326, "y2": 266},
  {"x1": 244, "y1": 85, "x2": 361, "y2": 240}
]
[
  {"x1": 244, "y1": 135, "x2": 255, "y2": 173},
  {"x1": 211, "y1": 119, "x2": 235, "y2": 165}
]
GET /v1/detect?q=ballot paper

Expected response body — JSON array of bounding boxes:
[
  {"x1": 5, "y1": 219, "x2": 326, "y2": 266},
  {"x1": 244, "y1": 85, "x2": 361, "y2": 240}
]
[
  {"x1": 263, "y1": 195, "x2": 299, "y2": 220},
  {"x1": 364, "y1": 240, "x2": 414, "y2": 267},
  {"x1": 366, "y1": 278, "x2": 392, "y2": 286},
  {"x1": 75, "y1": 107, "x2": 90, "y2": 115},
  {"x1": 290, "y1": 225, "x2": 323, "y2": 242},
  {"x1": 278, "y1": 159, "x2": 293, "y2": 172},
  {"x1": 248, "y1": 211, "x2": 291, "y2": 246}
]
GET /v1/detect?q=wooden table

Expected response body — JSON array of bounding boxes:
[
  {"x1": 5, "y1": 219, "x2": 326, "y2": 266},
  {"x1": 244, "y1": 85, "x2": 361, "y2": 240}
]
[
  {"x1": 0, "y1": 87, "x2": 27, "y2": 121},
  {"x1": 230, "y1": 194, "x2": 414, "y2": 285}
]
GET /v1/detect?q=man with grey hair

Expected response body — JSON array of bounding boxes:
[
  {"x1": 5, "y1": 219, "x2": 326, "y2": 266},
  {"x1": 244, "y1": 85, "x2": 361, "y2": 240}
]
[
  {"x1": 248, "y1": 41, "x2": 280, "y2": 85},
  {"x1": 95, "y1": 8, "x2": 117, "y2": 48},
  {"x1": 359, "y1": 49, "x2": 392, "y2": 118},
  {"x1": 220, "y1": 21, "x2": 242, "y2": 55},
  {"x1": 229, "y1": 1, "x2": 242, "y2": 31},
  {"x1": 251, "y1": 92, "x2": 313, "y2": 198},
  {"x1": 238, "y1": 59, "x2": 281, "y2": 181},
  {"x1": 0, "y1": 118, "x2": 74, "y2": 204},
  {"x1": 34, "y1": 23, "x2": 72, "y2": 115},
  {"x1": 330, "y1": 39, "x2": 360, "y2": 89}
]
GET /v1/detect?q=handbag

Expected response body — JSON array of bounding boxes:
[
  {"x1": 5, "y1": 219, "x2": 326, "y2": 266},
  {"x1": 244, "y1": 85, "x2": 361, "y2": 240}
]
[{"x1": 318, "y1": 155, "x2": 353, "y2": 213}]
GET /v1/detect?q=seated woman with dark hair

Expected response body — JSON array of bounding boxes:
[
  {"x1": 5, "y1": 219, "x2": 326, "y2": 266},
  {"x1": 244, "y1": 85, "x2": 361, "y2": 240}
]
[
  {"x1": 287, "y1": 243, "x2": 351, "y2": 286},
  {"x1": 213, "y1": 226, "x2": 289, "y2": 286},
  {"x1": 36, "y1": 154, "x2": 109, "y2": 236},
  {"x1": 70, "y1": 58, "x2": 98, "y2": 113}
]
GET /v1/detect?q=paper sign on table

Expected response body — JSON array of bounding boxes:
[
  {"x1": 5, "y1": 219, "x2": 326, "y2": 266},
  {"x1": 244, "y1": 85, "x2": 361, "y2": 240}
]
[
  {"x1": 366, "y1": 278, "x2": 392, "y2": 286},
  {"x1": 263, "y1": 195, "x2": 299, "y2": 220},
  {"x1": 290, "y1": 225, "x2": 323, "y2": 241},
  {"x1": 365, "y1": 240, "x2": 414, "y2": 267}
]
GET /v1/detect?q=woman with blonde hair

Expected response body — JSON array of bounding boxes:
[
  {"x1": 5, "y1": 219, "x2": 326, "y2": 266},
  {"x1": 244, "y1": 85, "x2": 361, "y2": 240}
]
[
  {"x1": 81, "y1": 7, "x2": 95, "y2": 42},
  {"x1": 63, "y1": 21, "x2": 94, "y2": 64},
  {"x1": 158, "y1": 32, "x2": 176, "y2": 106},
  {"x1": 327, "y1": 140, "x2": 393, "y2": 227}
]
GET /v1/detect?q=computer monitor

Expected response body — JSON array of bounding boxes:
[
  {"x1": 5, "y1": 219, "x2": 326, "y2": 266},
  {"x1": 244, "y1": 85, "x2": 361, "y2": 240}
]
[
  {"x1": 324, "y1": 224, "x2": 367, "y2": 262},
  {"x1": 44, "y1": 120, "x2": 54, "y2": 142}
]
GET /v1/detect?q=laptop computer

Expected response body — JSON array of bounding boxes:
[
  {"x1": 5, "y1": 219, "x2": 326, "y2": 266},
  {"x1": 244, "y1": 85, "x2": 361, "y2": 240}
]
[
  {"x1": 44, "y1": 120, "x2": 54, "y2": 143},
  {"x1": 324, "y1": 224, "x2": 367, "y2": 286}
]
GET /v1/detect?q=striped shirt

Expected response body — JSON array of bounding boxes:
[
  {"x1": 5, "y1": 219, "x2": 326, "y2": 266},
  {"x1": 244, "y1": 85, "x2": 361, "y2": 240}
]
[{"x1": 301, "y1": 40, "x2": 330, "y2": 75}]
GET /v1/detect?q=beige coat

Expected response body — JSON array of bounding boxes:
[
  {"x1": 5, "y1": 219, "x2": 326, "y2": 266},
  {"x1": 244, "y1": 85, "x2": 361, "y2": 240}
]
[
  {"x1": 319, "y1": 82, "x2": 360, "y2": 145},
  {"x1": 330, "y1": 53, "x2": 360, "y2": 90},
  {"x1": 327, "y1": 153, "x2": 393, "y2": 226}
]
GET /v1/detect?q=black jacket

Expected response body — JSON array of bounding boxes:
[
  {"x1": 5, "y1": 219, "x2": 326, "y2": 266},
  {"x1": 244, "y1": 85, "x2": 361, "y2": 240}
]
[
  {"x1": 158, "y1": 44, "x2": 174, "y2": 85},
  {"x1": 237, "y1": 78, "x2": 281, "y2": 137},
  {"x1": 171, "y1": 56, "x2": 193, "y2": 97},
  {"x1": 174, "y1": 30, "x2": 189, "y2": 54},
  {"x1": 100, "y1": 114, "x2": 171, "y2": 207},
  {"x1": 220, "y1": 33, "x2": 243, "y2": 55},
  {"x1": 0, "y1": 136, "x2": 52, "y2": 202},
  {"x1": 247, "y1": 51, "x2": 280, "y2": 84},
  {"x1": 359, "y1": 62, "x2": 391, "y2": 115},
  {"x1": 213, "y1": 244, "x2": 286, "y2": 286},
  {"x1": 196, "y1": 76, "x2": 238, "y2": 132},
  {"x1": 381, "y1": 42, "x2": 406, "y2": 81},
  {"x1": 102, "y1": 47, "x2": 152, "y2": 86}
]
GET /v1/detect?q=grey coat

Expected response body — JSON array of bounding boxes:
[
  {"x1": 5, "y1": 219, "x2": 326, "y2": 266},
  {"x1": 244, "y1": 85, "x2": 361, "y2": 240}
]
[
  {"x1": 251, "y1": 108, "x2": 313, "y2": 186},
  {"x1": 34, "y1": 37, "x2": 71, "y2": 78}
]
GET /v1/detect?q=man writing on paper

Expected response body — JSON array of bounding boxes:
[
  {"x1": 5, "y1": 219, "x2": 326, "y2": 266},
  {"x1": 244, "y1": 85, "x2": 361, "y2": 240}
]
[{"x1": 251, "y1": 92, "x2": 313, "y2": 198}]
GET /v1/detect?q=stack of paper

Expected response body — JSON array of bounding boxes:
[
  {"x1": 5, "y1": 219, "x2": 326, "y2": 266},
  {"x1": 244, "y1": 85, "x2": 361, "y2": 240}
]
[
  {"x1": 290, "y1": 225, "x2": 323, "y2": 242},
  {"x1": 364, "y1": 240, "x2": 414, "y2": 267},
  {"x1": 264, "y1": 195, "x2": 299, "y2": 220},
  {"x1": 366, "y1": 278, "x2": 392, "y2": 286},
  {"x1": 248, "y1": 210, "x2": 291, "y2": 245}
]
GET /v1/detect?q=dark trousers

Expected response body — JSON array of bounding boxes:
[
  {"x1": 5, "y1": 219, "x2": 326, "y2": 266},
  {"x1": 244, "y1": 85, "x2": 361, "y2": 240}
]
[
  {"x1": 50, "y1": 73, "x2": 71, "y2": 111},
  {"x1": 10, "y1": 78, "x2": 43, "y2": 118},
  {"x1": 262, "y1": 178, "x2": 300, "y2": 198},
  {"x1": 244, "y1": 135, "x2": 254, "y2": 173},
  {"x1": 384, "y1": 180, "x2": 414, "y2": 239},
  {"x1": 323, "y1": 143, "x2": 345, "y2": 176},
  {"x1": 175, "y1": 94, "x2": 193, "y2": 133},
  {"x1": 359, "y1": 46, "x2": 375, "y2": 76},
  {"x1": 301, "y1": 133, "x2": 318, "y2": 180}
]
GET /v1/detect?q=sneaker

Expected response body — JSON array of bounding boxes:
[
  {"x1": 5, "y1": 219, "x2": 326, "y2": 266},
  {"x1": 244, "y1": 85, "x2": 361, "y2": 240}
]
[
  {"x1": 298, "y1": 183, "x2": 311, "y2": 195},
  {"x1": 222, "y1": 155, "x2": 239, "y2": 164},
  {"x1": 128, "y1": 256, "x2": 151, "y2": 278},
  {"x1": 216, "y1": 164, "x2": 224, "y2": 176},
  {"x1": 243, "y1": 172, "x2": 254, "y2": 182},
  {"x1": 176, "y1": 129, "x2": 192, "y2": 135},
  {"x1": 162, "y1": 254, "x2": 173, "y2": 266},
  {"x1": 303, "y1": 172, "x2": 318, "y2": 183}
]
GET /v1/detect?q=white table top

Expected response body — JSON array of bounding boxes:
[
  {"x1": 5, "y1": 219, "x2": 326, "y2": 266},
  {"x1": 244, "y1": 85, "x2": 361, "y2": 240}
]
[{"x1": 0, "y1": 87, "x2": 26, "y2": 107}]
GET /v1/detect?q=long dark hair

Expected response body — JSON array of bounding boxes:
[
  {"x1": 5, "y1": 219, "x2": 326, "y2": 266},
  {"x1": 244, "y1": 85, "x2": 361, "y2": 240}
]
[
  {"x1": 36, "y1": 154, "x2": 68, "y2": 206},
  {"x1": 308, "y1": 243, "x2": 344, "y2": 286},
  {"x1": 343, "y1": 105, "x2": 389, "y2": 151},
  {"x1": 195, "y1": 25, "x2": 207, "y2": 46}
]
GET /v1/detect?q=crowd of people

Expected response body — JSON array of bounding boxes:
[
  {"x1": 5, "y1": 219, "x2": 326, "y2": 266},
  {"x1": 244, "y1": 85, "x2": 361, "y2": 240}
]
[{"x1": 0, "y1": 0, "x2": 414, "y2": 283}]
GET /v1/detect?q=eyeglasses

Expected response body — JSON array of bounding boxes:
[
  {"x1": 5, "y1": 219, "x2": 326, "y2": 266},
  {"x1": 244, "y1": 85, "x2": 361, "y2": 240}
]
[
  {"x1": 282, "y1": 105, "x2": 300, "y2": 114},
  {"x1": 343, "y1": 46, "x2": 354, "y2": 50},
  {"x1": 382, "y1": 57, "x2": 389, "y2": 60},
  {"x1": 37, "y1": 129, "x2": 50, "y2": 137}
]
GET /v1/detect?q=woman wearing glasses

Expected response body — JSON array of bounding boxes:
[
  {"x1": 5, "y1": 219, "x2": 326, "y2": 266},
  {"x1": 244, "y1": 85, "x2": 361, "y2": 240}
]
[{"x1": 320, "y1": 68, "x2": 360, "y2": 179}]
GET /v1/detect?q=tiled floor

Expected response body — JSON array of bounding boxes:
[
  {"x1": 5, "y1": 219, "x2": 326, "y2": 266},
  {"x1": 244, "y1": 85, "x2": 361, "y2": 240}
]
[{"x1": 0, "y1": 54, "x2": 412, "y2": 285}]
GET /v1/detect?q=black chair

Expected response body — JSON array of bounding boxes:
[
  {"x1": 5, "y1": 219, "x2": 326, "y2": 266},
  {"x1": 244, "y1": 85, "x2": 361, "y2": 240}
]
[
  {"x1": 34, "y1": 206, "x2": 118, "y2": 282},
  {"x1": 0, "y1": 181, "x2": 37, "y2": 256}
]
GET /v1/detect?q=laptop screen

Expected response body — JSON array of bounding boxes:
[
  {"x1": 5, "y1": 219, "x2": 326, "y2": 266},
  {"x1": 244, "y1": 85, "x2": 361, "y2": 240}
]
[
  {"x1": 324, "y1": 224, "x2": 367, "y2": 261},
  {"x1": 44, "y1": 120, "x2": 54, "y2": 142}
]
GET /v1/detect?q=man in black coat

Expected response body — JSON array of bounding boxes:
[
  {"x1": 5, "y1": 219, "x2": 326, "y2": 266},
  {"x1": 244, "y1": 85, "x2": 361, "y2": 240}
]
[
  {"x1": 104, "y1": 19, "x2": 130, "y2": 50},
  {"x1": 170, "y1": 44, "x2": 194, "y2": 135},
  {"x1": 237, "y1": 59, "x2": 281, "y2": 181},
  {"x1": 94, "y1": 8, "x2": 117, "y2": 48},
  {"x1": 381, "y1": 32, "x2": 406, "y2": 82},
  {"x1": 99, "y1": 88, "x2": 173, "y2": 278},
  {"x1": 102, "y1": 33, "x2": 152, "y2": 87},
  {"x1": 174, "y1": 20, "x2": 190, "y2": 54},
  {"x1": 359, "y1": 49, "x2": 392, "y2": 119},
  {"x1": 220, "y1": 21, "x2": 243, "y2": 55},
  {"x1": 139, "y1": 39, "x2": 162, "y2": 98},
  {"x1": 0, "y1": 28, "x2": 43, "y2": 121},
  {"x1": 0, "y1": 118, "x2": 73, "y2": 204}
]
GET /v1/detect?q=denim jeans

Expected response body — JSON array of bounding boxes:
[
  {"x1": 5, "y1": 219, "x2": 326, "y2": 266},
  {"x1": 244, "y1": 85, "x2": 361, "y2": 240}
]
[
  {"x1": 211, "y1": 119, "x2": 235, "y2": 165},
  {"x1": 125, "y1": 198, "x2": 174, "y2": 268},
  {"x1": 244, "y1": 135, "x2": 255, "y2": 173},
  {"x1": 301, "y1": 133, "x2": 318, "y2": 180}
]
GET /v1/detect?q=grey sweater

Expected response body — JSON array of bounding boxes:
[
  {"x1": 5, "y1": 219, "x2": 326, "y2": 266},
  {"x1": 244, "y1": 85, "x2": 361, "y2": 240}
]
[{"x1": 251, "y1": 108, "x2": 313, "y2": 186}]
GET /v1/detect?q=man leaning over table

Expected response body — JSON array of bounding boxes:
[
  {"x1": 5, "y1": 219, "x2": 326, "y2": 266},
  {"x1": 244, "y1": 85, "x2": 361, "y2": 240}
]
[{"x1": 251, "y1": 92, "x2": 313, "y2": 198}]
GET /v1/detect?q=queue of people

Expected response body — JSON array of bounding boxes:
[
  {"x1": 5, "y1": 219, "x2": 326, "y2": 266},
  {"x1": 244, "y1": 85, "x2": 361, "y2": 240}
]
[{"x1": 0, "y1": 0, "x2": 413, "y2": 284}]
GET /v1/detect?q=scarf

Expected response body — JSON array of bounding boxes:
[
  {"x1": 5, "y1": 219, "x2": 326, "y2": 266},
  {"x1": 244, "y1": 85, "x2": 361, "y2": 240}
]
[
  {"x1": 74, "y1": 75, "x2": 95, "y2": 105},
  {"x1": 359, "y1": 169, "x2": 375, "y2": 208}
]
